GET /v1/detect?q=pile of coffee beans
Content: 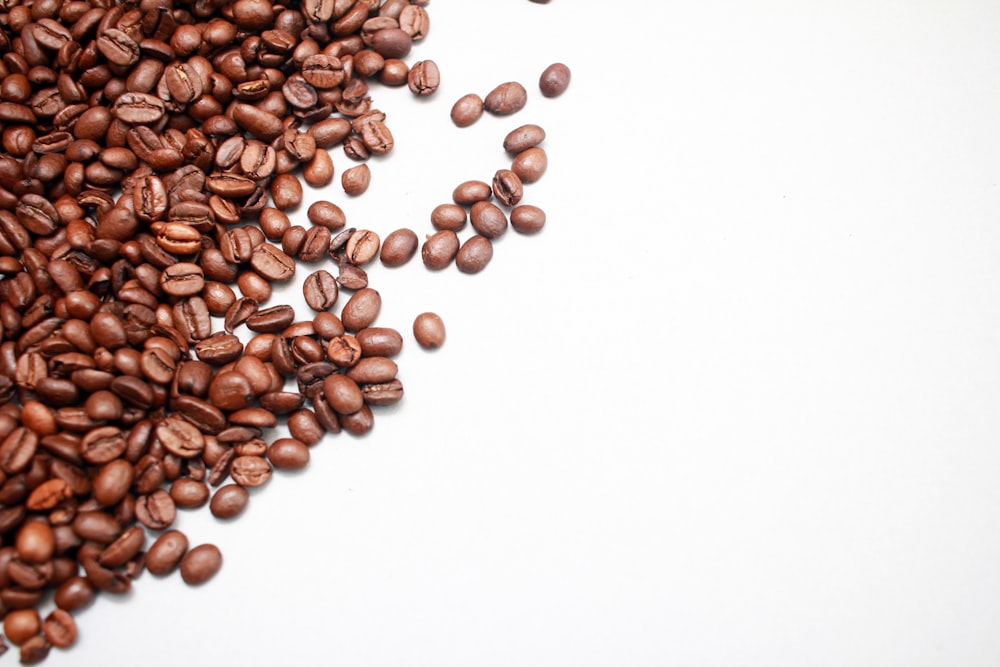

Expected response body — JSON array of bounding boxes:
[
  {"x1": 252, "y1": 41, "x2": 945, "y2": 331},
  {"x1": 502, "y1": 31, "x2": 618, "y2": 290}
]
[{"x1": 0, "y1": 0, "x2": 568, "y2": 662}]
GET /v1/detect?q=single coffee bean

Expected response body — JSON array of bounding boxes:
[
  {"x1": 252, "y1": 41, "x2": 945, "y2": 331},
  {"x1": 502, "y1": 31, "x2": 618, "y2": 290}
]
[
  {"x1": 135, "y1": 490, "x2": 178, "y2": 531},
  {"x1": 492, "y1": 169, "x2": 524, "y2": 207},
  {"x1": 270, "y1": 173, "x2": 304, "y2": 210},
  {"x1": 323, "y1": 374, "x2": 365, "y2": 415},
  {"x1": 96, "y1": 525, "x2": 145, "y2": 568},
  {"x1": 407, "y1": 59, "x2": 439, "y2": 96},
  {"x1": 421, "y1": 230, "x2": 460, "y2": 270},
  {"x1": 413, "y1": 312, "x2": 446, "y2": 349},
  {"x1": 452, "y1": 180, "x2": 492, "y2": 205},
  {"x1": 250, "y1": 243, "x2": 296, "y2": 282},
  {"x1": 380, "y1": 228, "x2": 418, "y2": 267},
  {"x1": 345, "y1": 357, "x2": 399, "y2": 385},
  {"x1": 450, "y1": 93, "x2": 484, "y2": 127},
  {"x1": 539, "y1": 62, "x2": 571, "y2": 97},
  {"x1": 146, "y1": 529, "x2": 189, "y2": 576},
  {"x1": 503, "y1": 124, "x2": 546, "y2": 154},
  {"x1": 510, "y1": 204, "x2": 545, "y2": 234},
  {"x1": 209, "y1": 484, "x2": 249, "y2": 519},
  {"x1": 470, "y1": 201, "x2": 508, "y2": 239},
  {"x1": 342, "y1": 164, "x2": 371, "y2": 196},
  {"x1": 307, "y1": 200, "x2": 347, "y2": 230},
  {"x1": 303, "y1": 149, "x2": 335, "y2": 187},
  {"x1": 484, "y1": 81, "x2": 528, "y2": 115},
  {"x1": 229, "y1": 455, "x2": 272, "y2": 487},
  {"x1": 42, "y1": 609, "x2": 77, "y2": 649},
  {"x1": 356, "y1": 328, "x2": 404, "y2": 357},
  {"x1": 4, "y1": 608, "x2": 41, "y2": 646},
  {"x1": 288, "y1": 409, "x2": 325, "y2": 446},
  {"x1": 303, "y1": 270, "x2": 340, "y2": 311},
  {"x1": 456, "y1": 235, "x2": 494, "y2": 274},
  {"x1": 327, "y1": 335, "x2": 362, "y2": 368},
  {"x1": 345, "y1": 229, "x2": 380, "y2": 265},
  {"x1": 341, "y1": 288, "x2": 382, "y2": 332},
  {"x1": 511, "y1": 147, "x2": 547, "y2": 183},
  {"x1": 246, "y1": 304, "x2": 296, "y2": 333},
  {"x1": 170, "y1": 477, "x2": 210, "y2": 508},
  {"x1": 160, "y1": 262, "x2": 205, "y2": 297},
  {"x1": 267, "y1": 438, "x2": 310, "y2": 470},
  {"x1": 15, "y1": 521, "x2": 55, "y2": 564},
  {"x1": 430, "y1": 203, "x2": 467, "y2": 231},
  {"x1": 54, "y1": 576, "x2": 95, "y2": 612},
  {"x1": 180, "y1": 543, "x2": 223, "y2": 585}
]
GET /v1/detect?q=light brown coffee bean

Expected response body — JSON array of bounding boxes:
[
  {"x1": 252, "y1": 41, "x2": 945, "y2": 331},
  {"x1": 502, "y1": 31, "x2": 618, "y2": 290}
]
[
  {"x1": 421, "y1": 230, "x2": 459, "y2": 270},
  {"x1": 342, "y1": 164, "x2": 371, "y2": 196},
  {"x1": 180, "y1": 543, "x2": 223, "y2": 585},
  {"x1": 450, "y1": 93, "x2": 483, "y2": 127},
  {"x1": 510, "y1": 205, "x2": 546, "y2": 234},
  {"x1": 413, "y1": 312, "x2": 446, "y2": 349},
  {"x1": 209, "y1": 484, "x2": 249, "y2": 519},
  {"x1": 456, "y1": 235, "x2": 494, "y2": 274},
  {"x1": 503, "y1": 124, "x2": 546, "y2": 154},
  {"x1": 341, "y1": 288, "x2": 382, "y2": 332},
  {"x1": 511, "y1": 147, "x2": 547, "y2": 183},
  {"x1": 539, "y1": 62, "x2": 571, "y2": 97},
  {"x1": 484, "y1": 81, "x2": 527, "y2": 115},
  {"x1": 380, "y1": 228, "x2": 418, "y2": 267}
]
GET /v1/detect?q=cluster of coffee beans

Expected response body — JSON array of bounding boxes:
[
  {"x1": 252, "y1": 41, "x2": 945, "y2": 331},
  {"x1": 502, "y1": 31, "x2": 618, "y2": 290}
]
[{"x1": 0, "y1": 0, "x2": 466, "y2": 662}]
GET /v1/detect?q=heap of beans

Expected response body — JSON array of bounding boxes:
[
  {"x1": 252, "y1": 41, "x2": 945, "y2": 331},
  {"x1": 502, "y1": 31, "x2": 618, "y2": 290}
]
[{"x1": 0, "y1": 0, "x2": 568, "y2": 662}]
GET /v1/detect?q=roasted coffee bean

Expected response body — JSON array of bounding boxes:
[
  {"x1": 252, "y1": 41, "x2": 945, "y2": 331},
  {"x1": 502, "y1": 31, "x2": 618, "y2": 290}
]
[
  {"x1": 249, "y1": 243, "x2": 296, "y2": 282},
  {"x1": 413, "y1": 312, "x2": 446, "y2": 349},
  {"x1": 303, "y1": 270, "x2": 339, "y2": 312},
  {"x1": 430, "y1": 203, "x2": 467, "y2": 231},
  {"x1": 323, "y1": 374, "x2": 364, "y2": 415},
  {"x1": 339, "y1": 404, "x2": 374, "y2": 436},
  {"x1": 346, "y1": 357, "x2": 399, "y2": 385},
  {"x1": 510, "y1": 204, "x2": 546, "y2": 234},
  {"x1": 170, "y1": 477, "x2": 210, "y2": 508},
  {"x1": 511, "y1": 147, "x2": 547, "y2": 183},
  {"x1": 15, "y1": 521, "x2": 55, "y2": 564},
  {"x1": 421, "y1": 230, "x2": 460, "y2": 270},
  {"x1": 362, "y1": 379, "x2": 404, "y2": 406},
  {"x1": 146, "y1": 529, "x2": 188, "y2": 576},
  {"x1": 180, "y1": 543, "x2": 222, "y2": 585},
  {"x1": 229, "y1": 455, "x2": 271, "y2": 487},
  {"x1": 298, "y1": 226, "x2": 332, "y2": 263},
  {"x1": 54, "y1": 576, "x2": 95, "y2": 612},
  {"x1": 484, "y1": 81, "x2": 528, "y2": 115},
  {"x1": 451, "y1": 93, "x2": 484, "y2": 127},
  {"x1": 160, "y1": 262, "x2": 205, "y2": 297},
  {"x1": 492, "y1": 169, "x2": 524, "y2": 207},
  {"x1": 342, "y1": 164, "x2": 371, "y2": 196},
  {"x1": 246, "y1": 305, "x2": 296, "y2": 333},
  {"x1": 195, "y1": 333, "x2": 244, "y2": 365},
  {"x1": 209, "y1": 484, "x2": 249, "y2": 519},
  {"x1": 224, "y1": 297, "x2": 259, "y2": 333},
  {"x1": 456, "y1": 235, "x2": 494, "y2": 274},
  {"x1": 42, "y1": 609, "x2": 77, "y2": 649},
  {"x1": 288, "y1": 409, "x2": 324, "y2": 446},
  {"x1": 96, "y1": 525, "x2": 144, "y2": 568},
  {"x1": 380, "y1": 228, "x2": 418, "y2": 267},
  {"x1": 135, "y1": 489, "x2": 177, "y2": 531},
  {"x1": 326, "y1": 335, "x2": 362, "y2": 368},
  {"x1": 270, "y1": 173, "x2": 303, "y2": 211},
  {"x1": 452, "y1": 180, "x2": 492, "y2": 205},
  {"x1": 267, "y1": 438, "x2": 310, "y2": 470},
  {"x1": 539, "y1": 62, "x2": 571, "y2": 97},
  {"x1": 4, "y1": 608, "x2": 41, "y2": 646},
  {"x1": 503, "y1": 124, "x2": 546, "y2": 154},
  {"x1": 356, "y1": 328, "x2": 404, "y2": 358},
  {"x1": 156, "y1": 416, "x2": 205, "y2": 459},
  {"x1": 470, "y1": 201, "x2": 508, "y2": 239},
  {"x1": 407, "y1": 60, "x2": 439, "y2": 96},
  {"x1": 345, "y1": 230, "x2": 380, "y2": 265},
  {"x1": 341, "y1": 288, "x2": 382, "y2": 332}
]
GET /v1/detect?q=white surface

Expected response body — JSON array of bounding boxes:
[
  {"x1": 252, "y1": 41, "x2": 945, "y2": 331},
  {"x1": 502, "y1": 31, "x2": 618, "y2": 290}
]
[{"x1": 49, "y1": 2, "x2": 1000, "y2": 666}]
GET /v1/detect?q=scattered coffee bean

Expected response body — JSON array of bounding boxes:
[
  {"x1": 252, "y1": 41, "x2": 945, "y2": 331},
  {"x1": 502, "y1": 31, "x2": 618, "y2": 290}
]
[
  {"x1": 422, "y1": 230, "x2": 461, "y2": 270},
  {"x1": 179, "y1": 543, "x2": 223, "y2": 586},
  {"x1": 511, "y1": 147, "x2": 548, "y2": 183},
  {"x1": 413, "y1": 313, "x2": 447, "y2": 349},
  {"x1": 503, "y1": 124, "x2": 546, "y2": 154},
  {"x1": 484, "y1": 81, "x2": 528, "y2": 115},
  {"x1": 451, "y1": 93, "x2": 485, "y2": 127},
  {"x1": 510, "y1": 205, "x2": 547, "y2": 234},
  {"x1": 380, "y1": 229, "x2": 419, "y2": 267},
  {"x1": 539, "y1": 62, "x2": 572, "y2": 97},
  {"x1": 342, "y1": 164, "x2": 372, "y2": 196}
]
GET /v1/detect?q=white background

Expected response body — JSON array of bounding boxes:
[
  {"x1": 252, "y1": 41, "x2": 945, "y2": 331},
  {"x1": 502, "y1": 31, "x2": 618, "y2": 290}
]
[{"x1": 47, "y1": 1, "x2": 1000, "y2": 665}]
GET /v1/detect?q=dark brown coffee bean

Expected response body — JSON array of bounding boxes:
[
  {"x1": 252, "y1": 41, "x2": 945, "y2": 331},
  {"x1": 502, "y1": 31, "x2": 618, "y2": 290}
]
[
  {"x1": 407, "y1": 59, "x2": 439, "y2": 96},
  {"x1": 113, "y1": 92, "x2": 165, "y2": 124},
  {"x1": 71, "y1": 510, "x2": 121, "y2": 543},
  {"x1": 92, "y1": 459, "x2": 135, "y2": 507},
  {"x1": 160, "y1": 262, "x2": 205, "y2": 297},
  {"x1": 301, "y1": 54, "x2": 344, "y2": 89},
  {"x1": 341, "y1": 288, "x2": 381, "y2": 332},
  {"x1": 164, "y1": 62, "x2": 203, "y2": 104},
  {"x1": 54, "y1": 576, "x2": 95, "y2": 612},
  {"x1": 97, "y1": 28, "x2": 140, "y2": 67},
  {"x1": 156, "y1": 222, "x2": 201, "y2": 255},
  {"x1": 345, "y1": 229, "x2": 380, "y2": 265},
  {"x1": 484, "y1": 81, "x2": 527, "y2": 115},
  {"x1": 370, "y1": 28, "x2": 412, "y2": 58},
  {"x1": 492, "y1": 169, "x2": 524, "y2": 207},
  {"x1": 421, "y1": 230, "x2": 459, "y2": 270},
  {"x1": 470, "y1": 201, "x2": 508, "y2": 239},
  {"x1": 413, "y1": 312, "x2": 446, "y2": 349},
  {"x1": 224, "y1": 297, "x2": 258, "y2": 333},
  {"x1": 450, "y1": 93, "x2": 484, "y2": 127},
  {"x1": 456, "y1": 235, "x2": 494, "y2": 274},
  {"x1": 298, "y1": 226, "x2": 332, "y2": 263},
  {"x1": 358, "y1": 375, "x2": 403, "y2": 406},
  {"x1": 323, "y1": 374, "x2": 364, "y2": 415},
  {"x1": 42, "y1": 609, "x2": 77, "y2": 649},
  {"x1": 180, "y1": 543, "x2": 222, "y2": 585},
  {"x1": 232, "y1": 103, "x2": 282, "y2": 141},
  {"x1": 452, "y1": 180, "x2": 492, "y2": 205},
  {"x1": 503, "y1": 124, "x2": 546, "y2": 154},
  {"x1": 352, "y1": 111, "x2": 394, "y2": 155},
  {"x1": 195, "y1": 333, "x2": 244, "y2": 365},
  {"x1": 342, "y1": 164, "x2": 371, "y2": 196},
  {"x1": 510, "y1": 204, "x2": 546, "y2": 234},
  {"x1": 146, "y1": 529, "x2": 188, "y2": 576},
  {"x1": 511, "y1": 147, "x2": 547, "y2": 183},
  {"x1": 246, "y1": 304, "x2": 296, "y2": 333},
  {"x1": 270, "y1": 173, "x2": 303, "y2": 210},
  {"x1": 96, "y1": 525, "x2": 144, "y2": 568},
  {"x1": 208, "y1": 372, "x2": 254, "y2": 411},
  {"x1": 209, "y1": 484, "x2": 249, "y2": 519},
  {"x1": 250, "y1": 243, "x2": 296, "y2": 282},
  {"x1": 303, "y1": 270, "x2": 339, "y2": 312},
  {"x1": 267, "y1": 438, "x2": 310, "y2": 470},
  {"x1": 229, "y1": 455, "x2": 271, "y2": 487},
  {"x1": 539, "y1": 62, "x2": 571, "y2": 97},
  {"x1": 135, "y1": 489, "x2": 177, "y2": 531},
  {"x1": 258, "y1": 391, "x2": 304, "y2": 414},
  {"x1": 430, "y1": 204, "x2": 467, "y2": 231},
  {"x1": 156, "y1": 416, "x2": 205, "y2": 459},
  {"x1": 339, "y1": 404, "x2": 374, "y2": 436},
  {"x1": 170, "y1": 477, "x2": 210, "y2": 508},
  {"x1": 288, "y1": 409, "x2": 324, "y2": 446},
  {"x1": 379, "y1": 228, "x2": 418, "y2": 267}
]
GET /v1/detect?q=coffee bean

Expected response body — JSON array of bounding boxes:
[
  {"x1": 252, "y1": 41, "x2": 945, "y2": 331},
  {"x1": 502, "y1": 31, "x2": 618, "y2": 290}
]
[
  {"x1": 180, "y1": 543, "x2": 223, "y2": 585},
  {"x1": 249, "y1": 243, "x2": 296, "y2": 282},
  {"x1": 342, "y1": 164, "x2": 371, "y2": 196},
  {"x1": 413, "y1": 312, "x2": 446, "y2": 349},
  {"x1": 270, "y1": 173, "x2": 304, "y2": 210},
  {"x1": 303, "y1": 270, "x2": 340, "y2": 312},
  {"x1": 356, "y1": 328, "x2": 404, "y2": 358},
  {"x1": 341, "y1": 288, "x2": 382, "y2": 332},
  {"x1": 450, "y1": 93, "x2": 484, "y2": 127},
  {"x1": 380, "y1": 228, "x2": 418, "y2": 267},
  {"x1": 160, "y1": 262, "x2": 206, "y2": 297},
  {"x1": 470, "y1": 201, "x2": 508, "y2": 239},
  {"x1": 229, "y1": 455, "x2": 272, "y2": 487},
  {"x1": 267, "y1": 438, "x2": 310, "y2": 470},
  {"x1": 539, "y1": 62, "x2": 571, "y2": 97},
  {"x1": 41, "y1": 609, "x2": 77, "y2": 649},
  {"x1": 492, "y1": 169, "x2": 524, "y2": 207},
  {"x1": 54, "y1": 577, "x2": 95, "y2": 613},
  {"x1": 407, "y1": 60, "x2": 440, "y2": 96},
  {"x1": 456, "y1": 235, "x2": 494, "y2": 274},
  {"x1": 209, "y1": 484, "x2": 249, "y2": 519},
  {"x1": 484, "y1": 81, "x2": 528, "y2": 115},
  {"x1": 503, "y1": 124, "x2": 546, "y2": 154},
  {"x1": 512, "y1": 147, "x2": 548, "y2": 183},
  {"x1": 146, "y1": 530, "x2": 189, "y2": 576},
  {"x1": 421, "y1": 230, "x2": 460, "y2": 270},
  {"x1": 452, "y1": 180, "x2": 492, "y2": 205},
  {"x1": 288, "y1": 409, "x2": 325, "y2": 446},
  {"x1": 430, "y1": 204, "x2": 467, "y2": 231},
  {"x1": 361, "y1": 379, "x2": 405, "y2": 407},
  {"x1": 346, "y1": 357, "x2": 399, "y2": 385},
  {"x1": 345, "y1": 230, "x2": 381, "y2": 266},
  {"x1": 4, "y1": 608, "x2": 41, "y2": 646}
]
